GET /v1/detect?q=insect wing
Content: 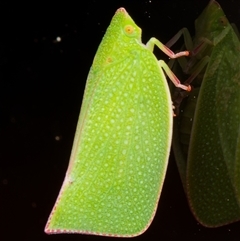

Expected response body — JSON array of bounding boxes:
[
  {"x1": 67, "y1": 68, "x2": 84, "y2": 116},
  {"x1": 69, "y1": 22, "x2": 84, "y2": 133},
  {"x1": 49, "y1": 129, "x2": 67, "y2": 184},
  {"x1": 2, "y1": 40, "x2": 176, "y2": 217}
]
[
  {"x1": 172, "y1": 0, "x2": 240, "y2": 227},
  {"x1": 45, "y1": 8, "x2": 173, "y2": 237}
]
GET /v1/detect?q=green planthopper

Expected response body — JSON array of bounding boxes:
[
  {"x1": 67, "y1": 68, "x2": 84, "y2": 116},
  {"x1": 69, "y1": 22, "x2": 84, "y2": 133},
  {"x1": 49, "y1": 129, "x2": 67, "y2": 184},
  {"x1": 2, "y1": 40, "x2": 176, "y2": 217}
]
[
  {"x1": 168, "y1": 0, "x2": 240, "y2": 227},
  {"x1": 44, "y1": 7, "x2": 189, "y2": 237}
]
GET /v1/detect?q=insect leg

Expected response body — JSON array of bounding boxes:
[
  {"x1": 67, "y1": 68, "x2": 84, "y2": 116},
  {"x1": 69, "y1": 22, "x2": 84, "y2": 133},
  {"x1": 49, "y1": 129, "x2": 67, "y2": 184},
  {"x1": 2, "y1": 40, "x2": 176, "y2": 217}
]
[
  {"x1": 158, "y1": 60, "x2": 191, "y2": 91},
  {"x1": 146, "y1": 37, "x2": 189, "y2": 59}
]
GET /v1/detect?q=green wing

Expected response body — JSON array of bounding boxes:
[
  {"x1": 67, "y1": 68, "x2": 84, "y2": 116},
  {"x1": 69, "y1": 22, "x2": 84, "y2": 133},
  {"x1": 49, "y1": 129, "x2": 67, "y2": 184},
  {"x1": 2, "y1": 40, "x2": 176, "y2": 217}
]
[
  {"x1": 172, "y1": 0, "x2": 240, "y2": 227},
  {"x1": 45, "y1": 8, "x2": 172, "y2": 237}
]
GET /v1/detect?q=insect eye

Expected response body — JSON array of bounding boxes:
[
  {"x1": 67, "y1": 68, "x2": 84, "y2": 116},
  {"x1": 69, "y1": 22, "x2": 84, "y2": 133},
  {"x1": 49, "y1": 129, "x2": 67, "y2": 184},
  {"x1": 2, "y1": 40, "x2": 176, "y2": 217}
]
[
  {"x1": 219, "y1": 16, "x2": 228, "y2": 27},
  {"x1": 124, "y1": 25, "x2": 135, "y2": 36}
]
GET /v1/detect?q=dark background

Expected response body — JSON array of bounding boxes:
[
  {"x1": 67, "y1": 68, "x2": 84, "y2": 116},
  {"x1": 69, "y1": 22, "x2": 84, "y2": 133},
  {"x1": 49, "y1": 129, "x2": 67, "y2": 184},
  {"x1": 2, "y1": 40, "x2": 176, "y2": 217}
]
[{"x1": 1, "y1": 0, "x2": 240, "y2": 240}]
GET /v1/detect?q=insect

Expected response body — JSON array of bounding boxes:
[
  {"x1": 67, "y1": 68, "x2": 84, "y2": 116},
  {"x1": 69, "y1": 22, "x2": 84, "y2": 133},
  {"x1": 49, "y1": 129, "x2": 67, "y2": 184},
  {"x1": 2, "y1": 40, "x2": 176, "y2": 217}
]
[
  {"x1": 169, "y1": 0, "x2": 240, "y2": 227},
  {"x1": 44, "y1": 8, "x2": 189, "y2": 237}
]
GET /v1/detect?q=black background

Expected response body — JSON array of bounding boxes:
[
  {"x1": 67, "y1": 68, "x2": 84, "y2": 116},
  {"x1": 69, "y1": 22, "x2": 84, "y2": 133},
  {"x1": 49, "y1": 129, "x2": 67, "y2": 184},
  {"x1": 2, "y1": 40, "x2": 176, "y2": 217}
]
[{"x1": 1, "y1": 0, "x2": 240, "y2": 240}]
